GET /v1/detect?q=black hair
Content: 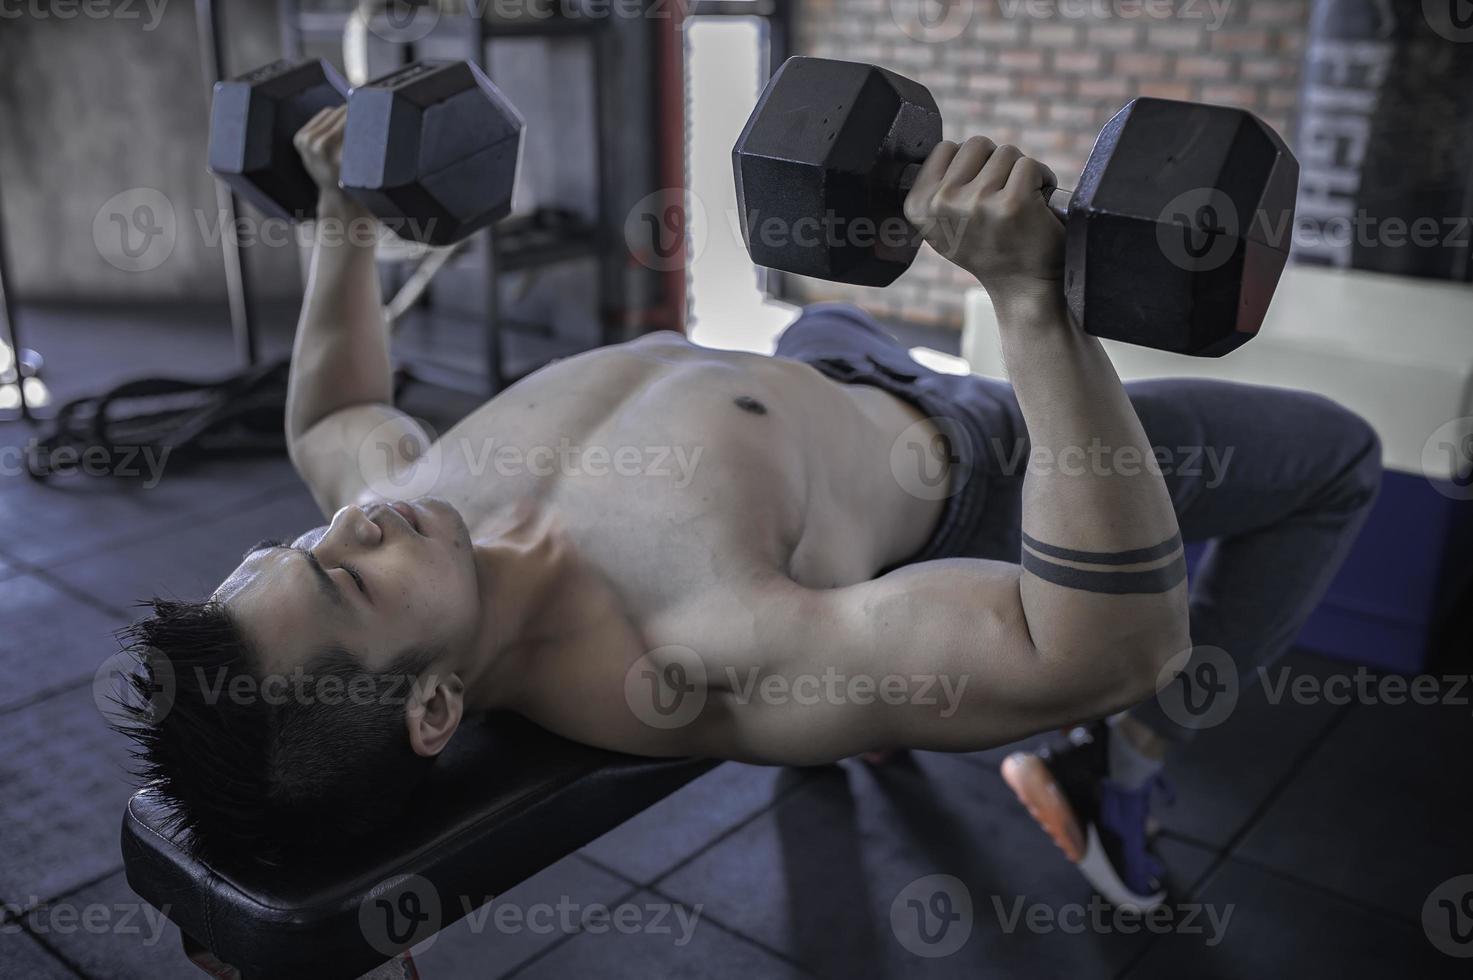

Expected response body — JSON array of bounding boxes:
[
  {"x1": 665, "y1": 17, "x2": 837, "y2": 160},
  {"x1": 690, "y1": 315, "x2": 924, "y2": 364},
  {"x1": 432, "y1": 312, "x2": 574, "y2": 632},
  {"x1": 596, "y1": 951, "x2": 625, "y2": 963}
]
[{"x1": 112, "y1": 597, "x2": 440, "y2": 865}]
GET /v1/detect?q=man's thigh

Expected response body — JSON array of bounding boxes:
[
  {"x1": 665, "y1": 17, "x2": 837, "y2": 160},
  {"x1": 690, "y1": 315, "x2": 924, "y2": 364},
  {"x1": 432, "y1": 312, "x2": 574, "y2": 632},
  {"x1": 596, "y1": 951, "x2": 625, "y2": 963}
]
[{"x1": 1120, "y1": 378, "x2": 1379, "y2": 542}]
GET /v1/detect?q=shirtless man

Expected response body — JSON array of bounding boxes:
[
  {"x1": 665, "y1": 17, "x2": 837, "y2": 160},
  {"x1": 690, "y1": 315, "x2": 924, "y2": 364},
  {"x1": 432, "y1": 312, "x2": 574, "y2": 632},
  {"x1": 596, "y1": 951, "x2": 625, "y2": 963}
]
[{"x1": 118, "y1": 107, "x2": 1379, "y2": 911}]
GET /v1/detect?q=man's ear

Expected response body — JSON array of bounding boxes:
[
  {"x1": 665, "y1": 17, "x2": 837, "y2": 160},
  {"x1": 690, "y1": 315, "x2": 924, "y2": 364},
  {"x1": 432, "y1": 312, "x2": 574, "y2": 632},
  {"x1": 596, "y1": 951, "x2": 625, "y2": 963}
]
[{"x1": 405, "y1": 671, "x2": 465, "y2": 757}]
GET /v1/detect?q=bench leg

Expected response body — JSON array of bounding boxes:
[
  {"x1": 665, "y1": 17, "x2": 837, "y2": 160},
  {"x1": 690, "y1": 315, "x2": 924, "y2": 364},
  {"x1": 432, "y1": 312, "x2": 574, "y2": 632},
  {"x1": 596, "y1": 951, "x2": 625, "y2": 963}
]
[{"x1": 181, "y1": 932, "x2": 419, "y2": 980}]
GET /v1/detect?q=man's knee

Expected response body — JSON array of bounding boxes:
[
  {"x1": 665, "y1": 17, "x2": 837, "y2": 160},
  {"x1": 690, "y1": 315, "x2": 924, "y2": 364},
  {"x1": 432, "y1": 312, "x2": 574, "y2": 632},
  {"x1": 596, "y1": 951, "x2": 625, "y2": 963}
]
[{"x1": 1317, "y1": 399, "x2": 1383, "y2": 514}]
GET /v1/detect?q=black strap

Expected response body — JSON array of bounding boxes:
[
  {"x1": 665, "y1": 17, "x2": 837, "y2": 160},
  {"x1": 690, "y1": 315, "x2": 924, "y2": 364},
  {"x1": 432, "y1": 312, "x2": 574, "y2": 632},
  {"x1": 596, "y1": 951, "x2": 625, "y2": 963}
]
[{"x1": 27, "y1": 359, "x2": 292, "y2": 480}]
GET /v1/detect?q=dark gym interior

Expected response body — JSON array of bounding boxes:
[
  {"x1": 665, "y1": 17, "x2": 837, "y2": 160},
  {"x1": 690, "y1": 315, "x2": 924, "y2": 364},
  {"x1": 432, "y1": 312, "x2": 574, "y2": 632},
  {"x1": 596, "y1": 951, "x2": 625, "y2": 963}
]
[{"x1": 1, "y1": 1, "x2": 1470, "y2": 978}]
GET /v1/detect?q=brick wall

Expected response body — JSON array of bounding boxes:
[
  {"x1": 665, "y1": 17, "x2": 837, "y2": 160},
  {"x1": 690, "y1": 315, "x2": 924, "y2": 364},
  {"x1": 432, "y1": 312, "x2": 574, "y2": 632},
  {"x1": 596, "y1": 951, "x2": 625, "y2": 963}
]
[{"x1": 792, "y1": 0, "x2": 1310, "y2": 328}]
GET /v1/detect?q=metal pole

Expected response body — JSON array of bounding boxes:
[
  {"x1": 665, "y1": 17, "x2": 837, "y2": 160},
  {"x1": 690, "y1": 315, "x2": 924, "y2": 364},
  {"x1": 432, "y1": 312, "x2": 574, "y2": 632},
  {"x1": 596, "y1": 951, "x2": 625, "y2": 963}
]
[
  {"x1": 0, "y1": 166, "x2": 33, "y2": 420},
  {"x1": 470, "y1": 10, "x2": 504, "y2": 393},
  {"x1": 195, "y1": 0, "x2": 259, "y2": 366},
  {"x1": 277, "y1": 0, "x2": 304, "y2": 60}
]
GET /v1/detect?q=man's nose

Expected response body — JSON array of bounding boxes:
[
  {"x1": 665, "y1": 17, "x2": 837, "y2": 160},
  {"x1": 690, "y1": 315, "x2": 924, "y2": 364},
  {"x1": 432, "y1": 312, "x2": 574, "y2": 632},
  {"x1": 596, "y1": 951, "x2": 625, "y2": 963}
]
[{"x1": 321, "y1": 505, "x2": 383, "y2": 554}]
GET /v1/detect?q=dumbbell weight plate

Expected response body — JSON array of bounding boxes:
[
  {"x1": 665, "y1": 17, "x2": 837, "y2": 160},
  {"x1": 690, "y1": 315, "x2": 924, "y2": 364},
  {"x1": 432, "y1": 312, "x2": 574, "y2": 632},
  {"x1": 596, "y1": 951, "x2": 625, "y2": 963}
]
[
  {"x1": 208, "y1": 59, "x2": 349, "y2": 222},
  {"x1": 340, "y1": 61, "x2": 524, "y2": 247},
  {"x1": 732, "y1": 57, "x2": 941, "y2": 286},
  {"x1": 1067, "y1": 97, "x2": 1299, "y2": 357}
]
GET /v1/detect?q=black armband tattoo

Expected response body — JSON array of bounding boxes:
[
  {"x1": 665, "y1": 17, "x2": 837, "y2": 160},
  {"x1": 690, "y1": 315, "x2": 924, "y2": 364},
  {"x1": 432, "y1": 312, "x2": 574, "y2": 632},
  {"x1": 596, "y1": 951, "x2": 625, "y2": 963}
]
[{"x1": 1020, "y1": 531, "x2": 1187, "y2": 595}]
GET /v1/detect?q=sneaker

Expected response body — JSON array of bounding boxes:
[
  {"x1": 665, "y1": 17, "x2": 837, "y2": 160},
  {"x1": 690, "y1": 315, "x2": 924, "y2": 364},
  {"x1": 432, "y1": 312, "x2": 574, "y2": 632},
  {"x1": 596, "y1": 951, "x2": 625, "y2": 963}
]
[{"x1": 1001, "y1": 723, "x2": 1170, "y2": 912}]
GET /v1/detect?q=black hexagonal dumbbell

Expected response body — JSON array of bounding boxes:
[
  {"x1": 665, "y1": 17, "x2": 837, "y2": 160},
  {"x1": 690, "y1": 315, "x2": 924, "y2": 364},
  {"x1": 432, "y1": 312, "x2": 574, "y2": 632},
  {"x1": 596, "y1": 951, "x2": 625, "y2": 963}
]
[
  {"x1": 208, "y1": 58, "x2": 522, "y2": 247},
  {"x1": 340, "y1": 60, "x2": 523, "y2": 247},
  {"x1": 208, "y1": 59, "x2": 350, "y2": 223},
  {"x1": 733, "y1": 56, "x2": 1300, "y2": 357}
]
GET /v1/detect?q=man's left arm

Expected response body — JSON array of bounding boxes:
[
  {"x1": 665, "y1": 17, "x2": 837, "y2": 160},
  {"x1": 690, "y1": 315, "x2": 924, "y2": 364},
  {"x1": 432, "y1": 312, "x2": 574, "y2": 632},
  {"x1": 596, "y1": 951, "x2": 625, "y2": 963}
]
[{"x1": 284, "y1": 106, "x2": 428, "y2": 515}]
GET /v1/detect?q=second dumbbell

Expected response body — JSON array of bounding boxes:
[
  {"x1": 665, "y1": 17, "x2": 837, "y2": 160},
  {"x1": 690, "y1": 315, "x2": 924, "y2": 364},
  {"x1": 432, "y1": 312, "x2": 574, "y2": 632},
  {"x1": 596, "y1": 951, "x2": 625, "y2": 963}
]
[{"x1": 208, "y1": 58, "x2": 523, "y2": 246}]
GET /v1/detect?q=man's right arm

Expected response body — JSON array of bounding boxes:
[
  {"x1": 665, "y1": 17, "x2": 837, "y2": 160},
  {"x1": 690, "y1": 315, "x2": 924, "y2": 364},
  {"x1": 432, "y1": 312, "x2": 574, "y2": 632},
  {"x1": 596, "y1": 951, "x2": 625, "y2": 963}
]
[
  {"x1": 700, "y1": 137, "x2": 1190, "y2": 765},
  {"x1": 284, "y1": 106, "x2": 430, "y2": 515}
]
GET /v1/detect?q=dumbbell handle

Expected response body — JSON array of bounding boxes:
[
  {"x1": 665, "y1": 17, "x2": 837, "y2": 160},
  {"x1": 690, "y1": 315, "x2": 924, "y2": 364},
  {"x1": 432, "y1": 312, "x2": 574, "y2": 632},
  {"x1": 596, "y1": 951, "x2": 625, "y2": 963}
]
[{"x1": 897, "y1": 163, "x2": 1073, "y2": 223}]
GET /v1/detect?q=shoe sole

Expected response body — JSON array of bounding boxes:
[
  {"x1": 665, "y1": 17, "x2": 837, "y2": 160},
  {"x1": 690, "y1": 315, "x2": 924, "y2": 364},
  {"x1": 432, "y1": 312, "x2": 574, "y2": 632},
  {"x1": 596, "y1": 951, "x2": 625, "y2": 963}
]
[
  {"x1": 1077, "y1": 824, "x2": 1167, "y2": 913},
  {"x1": 1001, "y1": 751, "x2": 1086, "y2": 862}
]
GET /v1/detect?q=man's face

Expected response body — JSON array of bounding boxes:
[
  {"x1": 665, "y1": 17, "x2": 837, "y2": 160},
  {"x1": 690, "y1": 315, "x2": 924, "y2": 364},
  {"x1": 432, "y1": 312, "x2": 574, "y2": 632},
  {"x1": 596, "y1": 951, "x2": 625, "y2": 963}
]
[{"x1": 216, "y1": 497, "x2": 480, "y2": 678}]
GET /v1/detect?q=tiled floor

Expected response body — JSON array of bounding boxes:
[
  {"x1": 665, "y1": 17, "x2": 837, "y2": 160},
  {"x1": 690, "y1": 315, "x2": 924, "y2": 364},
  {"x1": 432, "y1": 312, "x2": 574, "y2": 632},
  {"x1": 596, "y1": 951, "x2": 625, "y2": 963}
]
[{"x1": 2, "y1": 304, "x2": 1469, "y2": 979}]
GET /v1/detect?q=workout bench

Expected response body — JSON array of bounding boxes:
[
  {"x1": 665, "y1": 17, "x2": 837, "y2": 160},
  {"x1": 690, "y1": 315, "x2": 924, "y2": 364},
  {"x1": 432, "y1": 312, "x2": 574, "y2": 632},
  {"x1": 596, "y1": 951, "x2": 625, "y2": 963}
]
[{"x1": 122, "y1": 713, "x2": 714, "y2": 979}]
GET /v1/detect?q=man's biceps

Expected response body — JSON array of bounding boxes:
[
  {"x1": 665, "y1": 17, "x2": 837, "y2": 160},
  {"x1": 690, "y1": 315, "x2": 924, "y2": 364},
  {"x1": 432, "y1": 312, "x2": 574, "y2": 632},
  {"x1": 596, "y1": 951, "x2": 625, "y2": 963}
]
[{"x1": 296, "y1": 409, "x2": 424, "y2": 471}]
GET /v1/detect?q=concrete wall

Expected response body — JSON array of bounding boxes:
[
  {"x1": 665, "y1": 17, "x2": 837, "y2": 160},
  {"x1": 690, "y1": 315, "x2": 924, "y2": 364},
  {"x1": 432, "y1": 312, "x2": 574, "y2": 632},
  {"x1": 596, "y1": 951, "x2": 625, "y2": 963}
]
[{"x1": 0, "y1": 2, "x2": 296, "y2": 304}]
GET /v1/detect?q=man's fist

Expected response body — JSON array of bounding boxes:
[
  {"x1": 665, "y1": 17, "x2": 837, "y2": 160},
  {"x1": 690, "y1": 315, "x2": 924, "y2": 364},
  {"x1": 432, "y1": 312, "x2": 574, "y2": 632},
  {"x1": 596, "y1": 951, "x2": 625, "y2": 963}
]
[
  {"x1": 293, "y1": 105, "x2": 349, "y2": 200},
  {"x1": 903, "y1": 137, "x2": 1065, "y2": 300}
]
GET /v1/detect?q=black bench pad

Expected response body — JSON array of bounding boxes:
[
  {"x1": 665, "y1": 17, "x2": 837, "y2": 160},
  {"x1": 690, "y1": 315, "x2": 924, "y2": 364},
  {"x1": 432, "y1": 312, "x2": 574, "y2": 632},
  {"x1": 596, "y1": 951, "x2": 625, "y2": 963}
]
[{"x1": 121, "y1": 713, "x2": 716, "y2": 979}]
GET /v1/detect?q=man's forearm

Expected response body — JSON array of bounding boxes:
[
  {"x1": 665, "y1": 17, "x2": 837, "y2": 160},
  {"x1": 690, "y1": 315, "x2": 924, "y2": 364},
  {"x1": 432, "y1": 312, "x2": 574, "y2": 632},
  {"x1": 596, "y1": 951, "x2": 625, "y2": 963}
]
[
  {"x1": 995, "y1": 287, "x2": 1188, "y2": 666},
  {"x1": 285, "y1": 192, "x2": 391, "y2": 442}
]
